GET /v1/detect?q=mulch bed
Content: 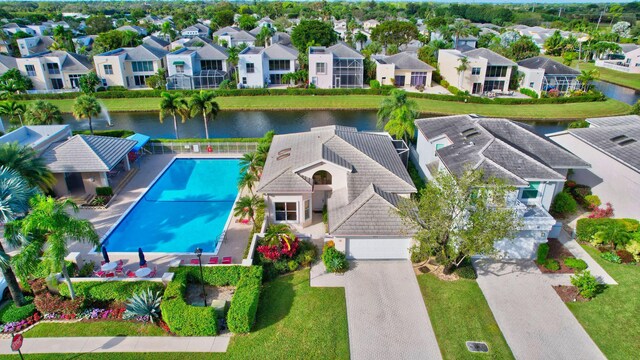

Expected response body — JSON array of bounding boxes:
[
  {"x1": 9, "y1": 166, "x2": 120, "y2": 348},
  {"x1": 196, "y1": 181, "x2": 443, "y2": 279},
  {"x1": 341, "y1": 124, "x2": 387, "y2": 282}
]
[
  {"x1": 537, "y1": 238, "x2": 576, "y2": 274},
  {"x1": 553, "y1": 285, "x2": 588, "y2": 303}
]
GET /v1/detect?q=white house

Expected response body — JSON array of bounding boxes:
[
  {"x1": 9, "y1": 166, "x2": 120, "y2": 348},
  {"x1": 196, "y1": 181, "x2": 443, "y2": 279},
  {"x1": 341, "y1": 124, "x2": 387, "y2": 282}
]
[
  {"x1": 363, "y1": 19, "x2": 379, "y2": 32},
  {"x1": 414, "y1": 115, "x2": 590, "y2": 258},
  {"x1": 438, "y1": 48, "x2": 516, "y2": 95},
  {"x1": 595, "y1": 44, "x2": 640, "y2": 74},
  {"x1": 548, "y1": 115, "x2": 640, "y2": 219},
  {"x1": 257, "y1": 125, "x2": 417, "y2": 259},
  {"x1": 181, "y1": 23, "x2": 210, "y2": 39},
  {"x1": 16, "y1": 36, "x2": 54, "y2": 56},
  {"x1": 238, "y1": 43, "x2": 298, "y2": 88},
  {"x1": 517, "y1": 56, "x2": 581, "y2": 95},
  {"x1": 166, "y1": 43, "x2": 230, "y2": 90},
  {"x1": 94, "y1": 44, "x2": 168, "y2": 89},
  {"x1": 213, "y1": 26, "x2": 256, "y2": 47},
  {"x1": 308, "y1": 42, "x2": 364, "y2": 89},
  {"x1": 374, "y1": 52, "x2": 434, "y2": 89},
  {"x1": 16, "y1": 51, "x2": 92, "y2": 91}
]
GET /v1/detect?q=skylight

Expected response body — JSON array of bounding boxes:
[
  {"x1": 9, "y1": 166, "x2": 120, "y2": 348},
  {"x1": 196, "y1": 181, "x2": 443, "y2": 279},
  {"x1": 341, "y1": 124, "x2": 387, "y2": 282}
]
[{"x1": 610, "y1": 135, "x2": 637, "y2": 146}]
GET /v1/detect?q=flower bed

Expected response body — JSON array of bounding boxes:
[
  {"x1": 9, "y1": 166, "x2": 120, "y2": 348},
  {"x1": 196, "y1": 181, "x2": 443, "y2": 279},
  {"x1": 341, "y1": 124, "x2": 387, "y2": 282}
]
[{"x1": 161, "y1": 265, "x2": 262, "y2": 336}]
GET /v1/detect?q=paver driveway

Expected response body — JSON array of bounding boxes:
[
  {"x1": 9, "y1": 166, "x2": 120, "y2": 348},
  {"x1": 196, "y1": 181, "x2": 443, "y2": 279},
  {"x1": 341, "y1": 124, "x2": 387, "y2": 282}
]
[
  {"x1": 474, "y1": 259, "x2": 606, "y2": 360},
  {"x1": 345, "y1": 261, "x2": 442, "y2": 360}
]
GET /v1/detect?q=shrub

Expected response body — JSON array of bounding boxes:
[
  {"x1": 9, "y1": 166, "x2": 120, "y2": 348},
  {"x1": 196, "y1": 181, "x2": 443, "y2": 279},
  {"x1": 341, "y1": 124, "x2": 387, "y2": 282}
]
[
  {"x1": 0, "y1": 297, "x2": 36, "y2": 323},
  {"x1": 33, "y1": 292, "x2": 83, "y2": 315},
  {"x1": 455, "y1": 265, "x2": 477, "y2": 279},
  {"x1": 72, "y1": 129, "x2": 135, "y2": 138},
  {"x1": 544, "y1": 259, "x2": 560, "y2": 271},
  {"x1": 519, "y1": 88, "x2": 539, "y2": 98},
  {"x1": 550, "y1": 192, "x2": 577, "y2": 216},
  {"x1": 58, "y1": 281, "x2": 164, "y2": 302},
  {"x1": 369, "y1": 79, "x2": 381, "y2": 89},
  {"x1": 616, "y1": 249, "x2": 635, "y2": 264},
  {"x1": 440, "y1": 79, "x2": 450, "y2": 88},
  {"x1": 294, "y1": 240, "x2": 317, "y2": 267},
  {"x1": 570, "y1": 270, "x2": 600, "y2": 299},
  {"x1": 161, "y1": 266, "x2": 262, "y2": 335},
  {"x1": 584, "y1": 195, "x2": 601, "y2": 210},
  {"x1": 575, "y1": 218, "x2": 639, "y2": 241},
  {"x1": 536, "y1": 243, "x2": 550, "y2": 264},
  {"x1": 322, "y1": 243, "x2": 348, "y2": 273},
  {"x1": 564, "y1": 257, "x2": 588, "y2": 271},
  {"x1": 95, "y1": 187, "x2": 113, "y2": 197},
  {"x1": 568, "y1": 120, "x2": 589, "y2": 129},
  {"x1": 589, "y1": 203, "x2": 614, "y2": 218},
  {"x1": 123, "y1": 288, "x2": 162, "y2": 323},
  {"x1": 600, "y1": 251, "x2": 622, "y2": 264},
  {"x1": 625, "y1": 240, "x2": 640, "y2": 262}
]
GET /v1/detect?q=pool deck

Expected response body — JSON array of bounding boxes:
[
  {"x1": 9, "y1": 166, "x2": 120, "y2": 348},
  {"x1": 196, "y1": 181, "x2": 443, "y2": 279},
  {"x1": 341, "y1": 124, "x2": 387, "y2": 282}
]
[{"x1": 70, "y1": 153, "x2": 252, "y2": 276}]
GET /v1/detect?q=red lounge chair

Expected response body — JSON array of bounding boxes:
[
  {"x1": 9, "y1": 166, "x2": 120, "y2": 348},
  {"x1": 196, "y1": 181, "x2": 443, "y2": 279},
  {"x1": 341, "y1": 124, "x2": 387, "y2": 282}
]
[
  {"x1": 190, "y1": 259, "x2": 200, "y2": 265},
  {"x1": 126, "y1": 270, "x2": 136, "y2": 278},
  {"x1": 140, "y1": 264, "x2": 148, "y2": 268},
  {"x1": 105, "y1": 272, "x2": 115, "y2": 278},
  {"x1": 222, "y1": 257, "x2": 232, "y2": 264},
  {"x1": 148, "y1": 267, "x2": 157, "y2": 277},
  {"x1": 209, "y1": 257, "x2": 219, "y2": 264},
  {"x1": 100, "y1": 261, "x2": 106, "y2": 266},
  {"x1": 94, "y1": 270, "x2": 105, "y2": 278}
]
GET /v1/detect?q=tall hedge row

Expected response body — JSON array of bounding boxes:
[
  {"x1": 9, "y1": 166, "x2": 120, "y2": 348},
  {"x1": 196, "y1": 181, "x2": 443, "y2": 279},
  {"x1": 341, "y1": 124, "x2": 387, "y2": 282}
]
[
  {"x1": 58, "y1": 281, "x2": 165, "y2": 301},
  {"x1": 160, "y1": 266, "x2": 262, "y2": 336}
]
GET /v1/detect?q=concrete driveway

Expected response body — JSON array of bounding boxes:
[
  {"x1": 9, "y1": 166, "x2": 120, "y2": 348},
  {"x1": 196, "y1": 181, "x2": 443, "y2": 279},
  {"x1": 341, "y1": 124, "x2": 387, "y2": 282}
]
[
  {"x1": 474, "y1": 259, "x2": 606, "y2": 360},
  {"x1": 344, "y1": 261, "x2": 442, "y2": 360}
]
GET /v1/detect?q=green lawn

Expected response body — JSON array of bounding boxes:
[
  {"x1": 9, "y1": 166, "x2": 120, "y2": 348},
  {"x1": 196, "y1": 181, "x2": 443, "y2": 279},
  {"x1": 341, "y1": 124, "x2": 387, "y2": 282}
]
[
  {"x1": 566, "y1": 245, "x2": 640, "y2": 360},
  {"x1": 22, "y1": 95, "x2": 630, "y2": 120},
  {"x1": 23, "y1": 321, "x2": 168, "y2": 338},
  {"x1": 417, "y1": 273, "x2": 514, "y2": 360},
  {"x1": 0, "y1": 269, "x2": 349, "y2": 360},
  {"x1": 546, "y1": 55, "x2": 640, "y2": 91}
]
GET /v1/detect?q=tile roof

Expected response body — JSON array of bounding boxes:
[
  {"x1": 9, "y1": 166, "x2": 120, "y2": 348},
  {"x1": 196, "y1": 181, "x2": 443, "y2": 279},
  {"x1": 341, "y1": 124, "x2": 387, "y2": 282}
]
[
  {"x1": 125, "y1": 44, "x2": 169, "y2": 61},
  {"x1": 263, "y1": 43, "x2": 298, "y2": 59},
  {"x1": 0, "y1": 54, "x2": 16, "y2": 71},
  {"x1": 463, "y1": 48, "x2": 516, "y2": 66},
  {"x1": 376, "y1": 51, "x2": 434, "y2": 71},
  {"x1": 143, "y1": 35, "x2": 170, "y2": 49},
  {"x1": 212, "y1": 26, "x2": 240, "y2": 37},
  {"x1": 586, "y1": 115, "x2": 640, "y2": 127},
  {"x1": 325, "y1": 42, "x2": 364, "y2": 59},
  {"x1": 517, "y1": 56, "x2": 580, "y2": 75},
  {"x1": 42, "y1": 135, "x2": 136, "y2": 173},
  {"x1": 562, "y1": 125, "x2": 640, "y2": 173},
  {"x1": 60, "y1": 52, "x2": 92, "y2": 71}
]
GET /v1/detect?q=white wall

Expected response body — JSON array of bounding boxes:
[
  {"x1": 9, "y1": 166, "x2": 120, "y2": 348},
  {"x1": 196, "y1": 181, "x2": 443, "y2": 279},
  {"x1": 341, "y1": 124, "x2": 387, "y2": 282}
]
[
  {"x1": 308, "y1": 52, "x2": 334, "y2": 89},
  {"x1": 519, "y1": 67, "x2": 545, "y2": 94},
  {"x1": 238, "y1": 52, "x2": 265, "y2": 88},
  {"x1": 265, "y1": 193, "x2": 313, "y2": 227}
]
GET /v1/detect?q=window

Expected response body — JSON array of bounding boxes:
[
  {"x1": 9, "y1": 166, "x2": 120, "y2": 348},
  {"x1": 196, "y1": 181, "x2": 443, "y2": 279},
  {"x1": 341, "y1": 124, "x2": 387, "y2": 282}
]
[
  {"x1": 486, "y1": 66, "x2": 507, "y2": 77},
  {"x1": 483, "y1": 80, "x2": 505, "y2": 92},
  {"x1": 471, "y1": 67, "x2": 481, "y2": 75},
  {"x1": 521, "y1": 182, "x2": 540, "y2": 199},
  {"x1": 246, "y1": 63, "x2": 254, "y2": 73},
  {"x1": 104, "y1": 64, "x2": 113, "y2": 75},
  {"x1": 435, "y1": 144, "x2": 444, "y2": 150},
  {"x1": 69, "y1": 74, "x2": 82, "y2": 88},
  {"x1": 175, "y1": 64, "x2": 184, "y2": 74},
  {"x1": 200, "y1": 60, "x2": 222, "y2": 71},
  {"x1": 131, "y1": 61, "x2": 154, "y2": 72},
  {"x1": 275, "y1": 202, "x2": 297, "y2": 221},
  {"x1": 529, "y1": 82, "x2": 535, "y2": 88},
  {"x1": 472, "y1": 82, "x2": 482, "y2": 94},
  {"x1": 268, "y1": 59, "x2": 290, "y2": 71},
  {"x1": 312, "y1": 170, "x2": 332, "y2": 185},
  {"x1": 394, "y1": 75, "x2": 405, "y2": 86},
  {"x1": 46, "y1": 63, "x2": 60, "y2": 75},
  {"x1": 133, "y1": 75, "x2": 150, "y2": 86},
  {"x1": 242, "y1": 77, "x2": 247, "y2": 85},
  {"x1": 269, "y1": 73, "x2": 284, "y2": 85},
  {"x1": 101, "y1": 79, "x2": 107, "y2": 87},
  {"x1": 410, "y1": 72, "x2": 427, "y2": 86},
  {"x1": 50, "y1": 78, "x2": 63, "y2": 89},
  {"x1": 304, "y1": 199, "x2": 311, "y2": 220},
  {"x1": 25, "y1": 65, "x2": 36, "y2": 76},
  {"x1": 316, "y1": 62, "x2": 326, "y2": 74}
]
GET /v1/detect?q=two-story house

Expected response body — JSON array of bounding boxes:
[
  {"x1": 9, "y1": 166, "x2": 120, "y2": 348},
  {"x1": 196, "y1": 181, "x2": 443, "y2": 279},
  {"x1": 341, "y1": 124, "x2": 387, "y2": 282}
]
[
  {"x1": 94, "y1": 44, "x2": 168, "y2": 89},
  {"x1": 16, "y1": 36, "x2": 55, "y2": 57},
  {"x1": 238, "y1": 43, "x2": 298, "y2": 88},
  {"x1": 308, "y1": 42, "x2": 364, "y2": 89},
  {"x1": 16, "y1": 51, "x2": 92, "y2": 91},
  {"x1": 438, "y1": 48, "x2": 516, "y2": 95},
  {"x1": 181, "y1": 23, "x2": 211, "y2": 39},
  {"x1": 413, "y1": 115, "x2": 590, "y2": 258},
  {"x1": 374, "y1": 52, "x2": 434, "y2": 89},
  {"x1": 166, "y1": 43, "x2": 230, "y2": 90},
  {"x1": 257, "y1": 125, "x2": 417, "y2": 259},
  {"x1": 517, "y1": 56, "x2": 581, "y2": 95}
]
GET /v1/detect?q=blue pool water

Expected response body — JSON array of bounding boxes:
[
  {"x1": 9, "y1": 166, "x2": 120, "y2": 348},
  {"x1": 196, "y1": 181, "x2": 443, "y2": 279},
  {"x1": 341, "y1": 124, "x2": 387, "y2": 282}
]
[{"x1": 102, "y1": 158, "x2": 240, "y2": 253}]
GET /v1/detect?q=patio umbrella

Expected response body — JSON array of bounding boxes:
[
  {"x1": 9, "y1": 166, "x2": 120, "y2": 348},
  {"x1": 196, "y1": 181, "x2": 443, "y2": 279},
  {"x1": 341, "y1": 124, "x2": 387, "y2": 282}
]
[
  {"x1": 138, "y1": 248, "x2": 147, "y2": 267},
  {"x1": 101, "y1": 246, "x2": 110, "y2": 264}
]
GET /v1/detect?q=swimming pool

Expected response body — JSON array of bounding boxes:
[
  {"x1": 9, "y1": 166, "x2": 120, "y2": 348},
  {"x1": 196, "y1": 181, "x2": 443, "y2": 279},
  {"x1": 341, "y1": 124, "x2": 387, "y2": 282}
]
[{"x1": 102, "y1": 158, "x2": 240, "y2": 253}]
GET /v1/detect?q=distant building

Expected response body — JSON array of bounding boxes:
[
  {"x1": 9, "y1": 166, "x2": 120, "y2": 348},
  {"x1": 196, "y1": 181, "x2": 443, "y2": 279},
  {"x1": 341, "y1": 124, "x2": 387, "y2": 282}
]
[
  {"x1": 438, "y1": 48, "x2": 516, "y2": 95},
  {"x1": 374, "y1": 52, "x2": 434, "y2": 89},
  {"x1": 517, "y1": 56, "x2": 581, "y2": 95},
  {"x1": 308, "y1": 43, "x2": 364, "y2": 89},
  {"x1": 16, "y1": 36, "x2": 54, "y2": 57},
  {"x1": 16, "y1": 51, "x2": 92, "y2": 91},
  {"x1": 181, "y1": 23, "x2": 211, "y2": 39},
  {"x1": 94, "y1": 44, "x2": 168, "y2": 89},
  {"x1": 238, "y1": 44, "x2": 298, "y2": 88}
]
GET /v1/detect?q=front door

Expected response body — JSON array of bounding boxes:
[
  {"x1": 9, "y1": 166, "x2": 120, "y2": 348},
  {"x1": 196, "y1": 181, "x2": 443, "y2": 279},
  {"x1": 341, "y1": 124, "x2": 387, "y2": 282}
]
[
  {"x1": 64, "y1": 172, "x2": 85, "y2": 194},
  {"x1": 334, "y1": 76, "x2": 340, "y2": 88},
  {"x1": 313, "y1": 190, "x2": 327, "y2": 211}
]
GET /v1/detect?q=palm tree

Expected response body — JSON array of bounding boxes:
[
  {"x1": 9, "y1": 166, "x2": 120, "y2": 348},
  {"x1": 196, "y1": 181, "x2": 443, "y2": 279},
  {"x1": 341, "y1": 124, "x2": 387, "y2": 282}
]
[
  {"x1": 262, "y1": 223, "x2": 294, "y2": 249},
  {"x1": 160, "y1": 22, "x2": 173, "y2": 41},
  {"x1": 233, "y1": 195, "x2": 263, "y2": 230},
  {"x1": 0, "y1": 101, "x2": 26, "y2": 126},
  {"x1": 72, "y1": 95, "x2": 101, "y2": 135},
  {"x1": 451, "y1": 20, "x2": 471, "y2": 49},
  {"x1": 0, "y1": 143, "x2": 54, "y2": 190},
  {"x1": 384, "y1": 106, "x2": 417, "y2": 144},
  {"x1": 355, "y1": 32, "x2": 368, "y2": 49},
  {"x1": 189, "y1": 91, "x2": 219, "y2": 139},
  {"x1": 24, "y1": 100, "x2": 63, "y2": 125},
  {"x1": 239, "y1": 151, "x2": 260, "y2": 177},
  {"x1": 227, "y1": 45, "x2": 243, "y2": 84},
  {"x1": 377, "y1": 89, "x2": 418, "y2": 130},
  {"x1": 577, "y1": 69, "x2": 600, "y2": 91},
  {"x1": 455, "y1": 57, "x2": 470, "y2": 89},
  {"x1": 0, "y1": 166, "x2": 37, "y2": 307},
  {"x1": 238, "y1": 171, "x2": 259, "y2": 195},
  {"x1": 159, "y1": 92, "x2": 187, "y2": 139},
  {"x1": 9, "y1": 195, "x2": 98, "y2": 300}
]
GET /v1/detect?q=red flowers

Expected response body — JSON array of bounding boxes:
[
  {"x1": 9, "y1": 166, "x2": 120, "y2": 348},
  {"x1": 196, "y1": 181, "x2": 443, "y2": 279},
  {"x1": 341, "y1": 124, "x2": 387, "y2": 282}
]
[
  {"x1": 257, "y1": 237, "x2": 300, "y2": 261},
  {"x1": 588, "y1": 203, "x2": 614, "y2": 219}
]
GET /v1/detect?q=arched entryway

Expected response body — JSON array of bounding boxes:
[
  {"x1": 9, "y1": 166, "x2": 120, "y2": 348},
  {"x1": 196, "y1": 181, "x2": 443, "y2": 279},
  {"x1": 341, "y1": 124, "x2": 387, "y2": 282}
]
[{"x1": 312, "y1": 170, "x2": 333, "y2": 211}]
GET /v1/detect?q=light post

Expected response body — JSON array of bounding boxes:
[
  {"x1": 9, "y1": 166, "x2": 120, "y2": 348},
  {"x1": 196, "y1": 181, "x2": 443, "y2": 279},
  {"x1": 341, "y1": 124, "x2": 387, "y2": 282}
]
[{"x1": 195, "y1": 247, "x2": 207, "y2": 306}]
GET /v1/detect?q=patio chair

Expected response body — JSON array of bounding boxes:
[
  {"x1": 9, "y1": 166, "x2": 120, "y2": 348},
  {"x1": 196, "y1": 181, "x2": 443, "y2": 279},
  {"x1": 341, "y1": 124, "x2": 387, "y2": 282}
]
[
  {"x1": 94, "y1": 270, "x2": 106, "y2": 278},
  {"x1": 140, "y1": 263, "x2": 148, "y2": 269},
  {"x1": 222, "y1": 257, "x2": 232, "y2": 264},
  {"x1": 209, "y1": 257, "x2": 219, "y2": 265},
  {"x1": 126, "y1": 270, "x2": 136, "y2": 278},
  {"x1": 190, "y1": 258, "x2": 200, "y2": 265},
  {"x1": 105, "y1": 272, "x2": 115, "y2": 278},
  {"x1": 148, "y1": 267, "x2": 157, "y2": 277}
]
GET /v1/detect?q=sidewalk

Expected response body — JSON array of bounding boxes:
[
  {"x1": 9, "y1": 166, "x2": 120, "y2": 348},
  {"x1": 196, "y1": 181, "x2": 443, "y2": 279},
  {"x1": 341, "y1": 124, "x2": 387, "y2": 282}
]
[{"x1": 0, "y1": 335, "x2": 230, "y2": 354}]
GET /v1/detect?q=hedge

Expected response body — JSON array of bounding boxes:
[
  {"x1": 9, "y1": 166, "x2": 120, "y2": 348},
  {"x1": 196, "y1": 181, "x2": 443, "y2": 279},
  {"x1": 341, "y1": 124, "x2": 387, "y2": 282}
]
[
  {"x1": 161, "y1": 266, "x2": 262, "y2": 336},
  {"x1": 575, "y1": 218, "x2": 640, "y2": 241},
  {"x1": 14, "y1": 87, "x2": 606, "y2": 105},
  {"x1": 0, "y1": 297, "x2": 36, "y2": 323},
  {"x1": 149, "y1": 137, "x2": 260, "y2": 143},
  {"x1": 72, "y1": 129, "x2": 135, "y2": 138},
  {"x1": 58, "y1": 281, "x2": 164, "y2": 302}
]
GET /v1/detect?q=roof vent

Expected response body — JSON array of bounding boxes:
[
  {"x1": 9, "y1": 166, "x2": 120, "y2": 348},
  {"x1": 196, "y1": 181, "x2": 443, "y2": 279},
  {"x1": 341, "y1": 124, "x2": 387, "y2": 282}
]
[
  {"x1": 619, "y1": 139, "x2": 637, "y2": 146},
  {"x1": 276, "y1": 153, "x2": 290, "y2": 161},
  {"x1": 277, "y1": 148, "x2": 291, "y2": 156},
  {"x1": 611, "y1": 135, "x2": 637, "y2": 146}
]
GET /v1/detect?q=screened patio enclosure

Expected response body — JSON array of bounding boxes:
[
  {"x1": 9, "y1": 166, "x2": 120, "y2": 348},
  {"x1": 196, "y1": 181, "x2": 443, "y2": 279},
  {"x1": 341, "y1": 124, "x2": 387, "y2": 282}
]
[
  {"x1": 167, "y1": 70, "x2": 229, "y2": 90},
  {"x1": 542, "y1": 75, "x2": 580, "y2": 93},
  {"x1": 333, "y1": 58, "x2": 364, "y2": 88}
]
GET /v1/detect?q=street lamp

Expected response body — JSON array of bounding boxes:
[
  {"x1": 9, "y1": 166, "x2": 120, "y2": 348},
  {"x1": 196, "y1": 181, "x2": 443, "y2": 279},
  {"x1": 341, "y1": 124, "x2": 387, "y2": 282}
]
[{"x1": 195, "y1": 247, "x2": 207, "y2": 306}]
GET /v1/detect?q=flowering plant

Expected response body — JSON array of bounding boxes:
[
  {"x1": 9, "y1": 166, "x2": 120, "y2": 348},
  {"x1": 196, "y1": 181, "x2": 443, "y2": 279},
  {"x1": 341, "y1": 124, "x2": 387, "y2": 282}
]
[
  {"x1": 588, "y1": 203, "x2": 614, "y2": 219},
  {"x1": 257, "y1": 236, "x2": 300, "y2": 261},
  {"x1": 0, "y1": 313, "x2": 41, "y2": 333}
]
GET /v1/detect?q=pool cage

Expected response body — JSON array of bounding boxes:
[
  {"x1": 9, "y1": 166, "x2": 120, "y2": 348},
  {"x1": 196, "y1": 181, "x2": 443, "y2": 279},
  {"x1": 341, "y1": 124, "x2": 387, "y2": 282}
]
[
  {"x1": 542, "y1": 75, "x2": 580, "y2": 93},
  {"x1": 166, "y1": 70, "x2": 229, "y2": 90},
  {"x1": 333, "y1": 58, "x2": 364, "y2": 88}
]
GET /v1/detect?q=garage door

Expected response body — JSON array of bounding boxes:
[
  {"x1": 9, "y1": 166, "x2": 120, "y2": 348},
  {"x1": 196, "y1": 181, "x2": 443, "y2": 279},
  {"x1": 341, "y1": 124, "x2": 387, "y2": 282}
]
[{"x1": 346, "y1": 238, "x2": 411, "y2": 259}]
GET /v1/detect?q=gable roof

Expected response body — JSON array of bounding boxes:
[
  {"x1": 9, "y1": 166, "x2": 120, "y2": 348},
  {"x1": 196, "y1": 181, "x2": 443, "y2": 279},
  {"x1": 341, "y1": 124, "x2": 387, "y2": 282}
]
[
  {"x1": 212, "y1": 26, "x2": 240, "y2": 37},
  {"x1": 60, "y1": 52, "x2": 92, "y2": 71},
  {"x1": 125, "y1": 44, "x2": 168, "y2": 60},
  {"x1": 143, "y1": 35, "x2": 170, "y2": 49},
  {"x1": 42, "y1": 135, "x2": 136, "y2": 173},
  {"x1": 517, "y1": 56, "x2": 580, "y2": 75},
  {"x1": 0, "y1": 54, "x2": 17, "y2": 72},
  {"x1": 463, "y1": 48, "x2": 516, "y2": 66},
  {"x1": 415, "y1": 115, "x2": 588, "y2": 185},
  {"x1": 376, "y1": 52, "x2": 434, "y2": 71},
  {"x1": 263, "y1": 43, "x2": 298, "y2": 59},
  {"x1": 586, "y1": 115, "x2": 640, "y2": 128},
  {"x1": 327, "y1": 42, "x2": 364, "y2": 59}
]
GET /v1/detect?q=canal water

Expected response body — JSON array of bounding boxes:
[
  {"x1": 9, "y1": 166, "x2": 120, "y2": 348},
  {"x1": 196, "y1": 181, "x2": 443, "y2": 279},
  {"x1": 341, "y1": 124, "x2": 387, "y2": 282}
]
[
  {"x1": 593, "y1": 80, "x2": 640, "y2": 105},
  {"x1": 39, "y1": 110, "x2": 569, "y2": 139}
]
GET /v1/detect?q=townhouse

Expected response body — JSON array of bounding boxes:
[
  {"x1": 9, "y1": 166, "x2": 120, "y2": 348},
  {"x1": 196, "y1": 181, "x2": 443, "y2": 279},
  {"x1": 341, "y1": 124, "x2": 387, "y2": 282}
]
[
  {"x1": 238, "y1": 43, "x2": 298, "y2": 88},
  {"x1": 308, "y1": 42, "x2": 364, "y2": 89},
  {"x1": 438, "y1": 48, "x2": 516, "y2": 95},
  {"x1": 374, "y1": 52, "x2": 434, "y2": 89},
  {"x1": 166, "y1": 43, "x2": 230, "y2": 90},
  {"x1": 94, "y1": 44, "x2": 168, "y2": 89},
  {"x1": 16, "y1": 51, "x2": 92, "y2": 91}
]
